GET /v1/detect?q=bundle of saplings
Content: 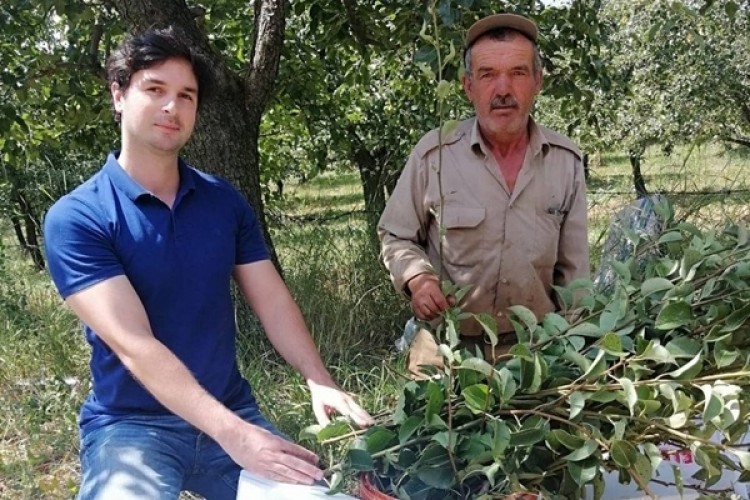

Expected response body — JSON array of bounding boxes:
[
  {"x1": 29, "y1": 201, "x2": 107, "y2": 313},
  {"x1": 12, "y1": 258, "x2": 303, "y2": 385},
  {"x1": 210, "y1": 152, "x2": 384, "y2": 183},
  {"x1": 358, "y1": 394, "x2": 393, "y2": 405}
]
[{"x1": 309, "y1": 200, "x2": 750, "y2": 499}]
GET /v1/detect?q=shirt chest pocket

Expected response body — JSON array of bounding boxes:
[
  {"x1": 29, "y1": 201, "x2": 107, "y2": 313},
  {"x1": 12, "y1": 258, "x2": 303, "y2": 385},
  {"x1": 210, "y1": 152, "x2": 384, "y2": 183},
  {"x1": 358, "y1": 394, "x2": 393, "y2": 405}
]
[{"x1": 439, "y1": 206, "x2": 486, "y2": 267}]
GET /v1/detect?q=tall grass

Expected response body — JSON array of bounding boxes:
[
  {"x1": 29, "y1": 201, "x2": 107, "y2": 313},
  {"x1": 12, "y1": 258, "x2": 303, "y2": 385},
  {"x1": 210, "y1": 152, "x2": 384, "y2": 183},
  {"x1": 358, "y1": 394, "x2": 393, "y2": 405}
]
[{"x1": 1, "y1": 144, "x2": 748, "y2": 498}]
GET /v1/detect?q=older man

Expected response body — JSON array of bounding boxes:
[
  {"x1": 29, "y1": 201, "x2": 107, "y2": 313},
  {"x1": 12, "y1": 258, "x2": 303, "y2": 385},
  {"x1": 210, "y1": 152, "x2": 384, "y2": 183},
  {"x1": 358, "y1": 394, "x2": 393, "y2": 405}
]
[{"x1": 378, "y1": 14, "x2": 589, "y2": 375}]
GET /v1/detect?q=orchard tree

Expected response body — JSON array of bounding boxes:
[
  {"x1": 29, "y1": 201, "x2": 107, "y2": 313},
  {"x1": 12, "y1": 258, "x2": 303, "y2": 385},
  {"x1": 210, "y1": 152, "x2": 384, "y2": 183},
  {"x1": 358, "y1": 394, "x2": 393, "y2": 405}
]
[
  {"x1": 267, "y1": 0, "x2": 610, "y2": 231},
  {"x1": 1, "y1": 0, "x2": 286, "y2": 266},
  {"x1": 576, "y1": 0, "x2": 749, "y2": 197}
]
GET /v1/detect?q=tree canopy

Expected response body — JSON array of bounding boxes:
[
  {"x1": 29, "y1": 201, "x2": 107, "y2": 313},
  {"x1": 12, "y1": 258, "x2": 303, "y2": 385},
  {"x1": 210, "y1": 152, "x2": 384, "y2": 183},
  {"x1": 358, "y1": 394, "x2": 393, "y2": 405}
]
[{"x1": 0, "y1": 0, "x2": 747, "y2": 269}]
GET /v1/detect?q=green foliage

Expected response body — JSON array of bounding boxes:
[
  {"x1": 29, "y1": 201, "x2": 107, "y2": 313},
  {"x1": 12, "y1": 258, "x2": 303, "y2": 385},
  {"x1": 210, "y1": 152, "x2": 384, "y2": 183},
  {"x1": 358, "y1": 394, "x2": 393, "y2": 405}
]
[{"x1": 315, "y1": 204, "x2": 750, "y2": 498}]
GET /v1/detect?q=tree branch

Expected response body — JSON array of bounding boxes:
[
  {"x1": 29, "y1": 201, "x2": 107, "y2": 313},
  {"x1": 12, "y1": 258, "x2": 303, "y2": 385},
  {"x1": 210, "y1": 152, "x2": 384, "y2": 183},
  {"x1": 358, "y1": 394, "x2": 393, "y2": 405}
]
[{"x1": 244, "y1": 0, "x2": 285, "y2": 114}]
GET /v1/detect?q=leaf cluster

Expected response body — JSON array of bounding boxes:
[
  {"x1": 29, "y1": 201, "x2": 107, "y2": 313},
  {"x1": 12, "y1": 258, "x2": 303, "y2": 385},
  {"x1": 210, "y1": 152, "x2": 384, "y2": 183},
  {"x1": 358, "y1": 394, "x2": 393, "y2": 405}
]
[{"x1": 311, "y1": 202, "x2": 750, "y2": 499}]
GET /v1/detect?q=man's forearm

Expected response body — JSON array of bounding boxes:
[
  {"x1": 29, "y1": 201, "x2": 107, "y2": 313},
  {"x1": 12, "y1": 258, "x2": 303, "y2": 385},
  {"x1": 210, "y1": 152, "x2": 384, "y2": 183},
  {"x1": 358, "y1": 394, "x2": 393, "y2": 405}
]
[{"x1": 119, "y1": 336, "x2": 247, "y2": 442}]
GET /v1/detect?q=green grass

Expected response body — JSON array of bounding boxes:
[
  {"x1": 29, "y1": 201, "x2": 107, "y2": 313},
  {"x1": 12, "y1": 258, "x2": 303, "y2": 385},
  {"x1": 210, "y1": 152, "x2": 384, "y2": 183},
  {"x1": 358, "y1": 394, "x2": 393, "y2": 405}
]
[{"x1": 1, "y1": 145, "x2": 749, "y2": 498}]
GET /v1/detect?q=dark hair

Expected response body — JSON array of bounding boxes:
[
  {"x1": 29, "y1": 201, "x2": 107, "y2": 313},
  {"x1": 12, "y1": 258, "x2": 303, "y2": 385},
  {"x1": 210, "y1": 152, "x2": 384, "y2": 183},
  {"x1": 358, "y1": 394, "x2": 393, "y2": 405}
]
[{"x1": 106, "y1": 25, "x2": 215, "y2": 120}]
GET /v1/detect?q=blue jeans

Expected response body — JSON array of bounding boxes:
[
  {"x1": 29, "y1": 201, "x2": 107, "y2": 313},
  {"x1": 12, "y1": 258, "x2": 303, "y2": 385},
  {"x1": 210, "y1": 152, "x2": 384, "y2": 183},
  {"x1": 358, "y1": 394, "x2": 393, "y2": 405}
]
[{"x1": 77, "y1": 403, "x2": 284, "y2": 500}]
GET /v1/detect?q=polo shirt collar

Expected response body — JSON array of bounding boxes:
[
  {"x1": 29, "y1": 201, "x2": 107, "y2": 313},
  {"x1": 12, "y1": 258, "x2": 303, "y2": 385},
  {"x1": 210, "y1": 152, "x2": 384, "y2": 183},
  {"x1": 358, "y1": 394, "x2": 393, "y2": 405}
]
[
  {"x1": 103, "y1": 151, "x2": 196, "y2": 202},
  {"x1": 470, "y1": 116, "x2": 550, "y2": 158}
]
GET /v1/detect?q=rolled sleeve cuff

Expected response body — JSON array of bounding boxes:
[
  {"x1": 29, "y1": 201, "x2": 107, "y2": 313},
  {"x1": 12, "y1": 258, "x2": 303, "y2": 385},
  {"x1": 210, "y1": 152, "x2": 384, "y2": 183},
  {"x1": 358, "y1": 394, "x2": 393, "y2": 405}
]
[{"x1": 393, "y1": 260, "x2": 436, "y2": 298}]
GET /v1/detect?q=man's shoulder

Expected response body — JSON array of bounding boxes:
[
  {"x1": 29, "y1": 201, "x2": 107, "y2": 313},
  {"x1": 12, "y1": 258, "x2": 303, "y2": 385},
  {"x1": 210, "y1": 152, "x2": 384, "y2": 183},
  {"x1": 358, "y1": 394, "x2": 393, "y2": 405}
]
[
  {"x1": 537, "y1": 124, "x2": 582, "y2": 160},
  {"x1": 185, "y1": 162, "x2": 239, "y2": 193},
  {"x1": 47, "y1": 171, "x2": 105, "y2": 217},
  {"x1": 412, "y1": 118, "x2": 474, "y2": 159}
]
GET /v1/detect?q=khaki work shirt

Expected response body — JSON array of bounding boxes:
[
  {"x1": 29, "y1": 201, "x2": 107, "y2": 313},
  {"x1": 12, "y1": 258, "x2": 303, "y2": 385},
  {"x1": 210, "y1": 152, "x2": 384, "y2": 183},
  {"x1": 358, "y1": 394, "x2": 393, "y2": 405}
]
[{"x1": 378, "y1": 117, "x2": 589, "y2": 335}]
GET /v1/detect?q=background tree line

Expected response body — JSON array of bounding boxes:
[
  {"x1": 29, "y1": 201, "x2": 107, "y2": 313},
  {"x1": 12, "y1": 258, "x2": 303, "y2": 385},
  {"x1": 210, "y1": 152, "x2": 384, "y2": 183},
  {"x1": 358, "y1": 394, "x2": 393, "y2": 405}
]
[{"x1": 0, "y1": 0, "x2": 748, "y2": 272}]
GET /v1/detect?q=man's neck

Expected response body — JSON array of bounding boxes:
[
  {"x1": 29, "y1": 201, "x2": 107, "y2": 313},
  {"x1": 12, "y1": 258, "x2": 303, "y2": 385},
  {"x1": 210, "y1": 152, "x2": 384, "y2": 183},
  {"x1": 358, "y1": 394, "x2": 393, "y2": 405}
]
[
  {"x1": 483, "y1": 130, "x2": 529, "y2": 159},
  {"x1": 117, "y1": 146, "x2": 181, "y2": 206}
]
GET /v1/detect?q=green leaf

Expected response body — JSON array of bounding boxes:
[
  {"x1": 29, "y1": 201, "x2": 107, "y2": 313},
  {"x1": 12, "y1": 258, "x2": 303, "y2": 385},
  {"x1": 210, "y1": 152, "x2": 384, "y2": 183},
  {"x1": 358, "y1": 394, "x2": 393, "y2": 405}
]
[
  {"x1": 431, "y1": 430, "x2": 454, "y2": 451},
  {"x1": 508, "y1": 305, "x2": 538, "y2": 331},
  {"x1": 618, "y1": 377, "x2": 638, "y2": 416},
  {"x1": 508, "y1": 343, "x2": 533, "y2": 361},
  {"x1": 417, "y1": 464, "x2": 455, "y2": 489},
  {"x1": 347, "y1": 448, "x2": 375, "y2": 471},
  {"x1": 399, "y1": 415, "x2": 422, "y2": 444},
  {"x1": 475, "y1": 312, "x2": 499, "y2": 347},
  {"x1": 641, "y1": 277, "x2": 674, "y2": 296},
  {"x1": 655, "y1": 301, "x2": 693, "y2": 330},
  {"x1": 658, "y1": 231, "x2": 683, "y2": 243},
  {"x1": 734, "y1": 450, "x2": 750, "y2": 470},
  {"x1": 493, "y1": 368, "x2": 517, "y2": 403},
  {"x1": 701, "y1": 385, "x2": 724, "y2": 423},
  {"x1": 328, "y1": 471, "x2": 345, "y2": 493},
  {"x1": 611, "y1": 440, "x2": 638, "y2": 468},
  {"x1": 568, "y1": 322, "x2": 604, "y2": 338},
  {"x1": 491, "y1": 420, "x2": 511, "y2": 457},
  {"x1": 316, "y1": 419, "x2": 352, "y2": 440},
  {"x1": 440, "y1": 119, "x2": 459, "y2": 138},
  {"x1": 669, "y1": 353, "x2": 703, "y2": 380},
  {"x1": 569, "y1": 391, "x2": 587, "y2": 420},
  {"x1": 567, "y1": 459, "x2": 598, "y2": 486},
  {"x1": 509, "y1": 426, "x2": 547, "y2": 447},
  {"x1": 583, "y1": 349, "x2": 607, "y2": 382},
  {"x1": 715, "y1": 347, "x2": 739, "y2": 368},
  {"x1": 555, "y1": 430, "x2": 586, "y2": 450},
  {"x1": 596, "y1": 332, "x2": 626, "y2": 356},
  {"x1": 725, "y1": 0, "x2": 739, "y2": 19},
  {"x1": 365, "y1": 428, "x2": 397, "y2": 453},
  {"x1": 694, "y1": 446, "x2": 722, "y2": 479},
  {"x1": 436, "y1": 79, "x2": 451, "y2": 100},
  {"x1": 459, "y1": 357, "x2": 494, "y2": 377},
  {"x1": 564, "y1": 439, "x2": 599, "y2": 461},
  {"x1": 720, "y1": 303, "x2": 750, "y2": 333},
  {"x1": 463, "y1": 384, "x2": 491, "y2": 413},
  {"x1": 665, "y1": 336, "x2": 701, "y2": 358},
  {"x1": 633, "y1": 452, "x2": 653, "y2": 484},
  {"x1": 519, "y1": 354, "x2": 544, "y2": 392},
  {"x1": 543, "y1": 313, "x2": 570, "y2": 335},
  {"x1": 446, "y1": 316, "x2": 460, "y2": 348},
  {"x1": 425, "y1": 381, "x2": 445, "y2": 423},
  {"x1": 639, "y1": 340, "x2": 673, "y2": 363}
]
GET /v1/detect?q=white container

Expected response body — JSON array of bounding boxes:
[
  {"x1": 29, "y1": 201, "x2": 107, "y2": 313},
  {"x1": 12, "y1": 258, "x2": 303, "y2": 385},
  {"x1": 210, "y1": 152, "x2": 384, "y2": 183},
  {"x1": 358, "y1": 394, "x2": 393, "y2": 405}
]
[{"x1": 236, "y1": 470, "x2": 356, "y2": 500}]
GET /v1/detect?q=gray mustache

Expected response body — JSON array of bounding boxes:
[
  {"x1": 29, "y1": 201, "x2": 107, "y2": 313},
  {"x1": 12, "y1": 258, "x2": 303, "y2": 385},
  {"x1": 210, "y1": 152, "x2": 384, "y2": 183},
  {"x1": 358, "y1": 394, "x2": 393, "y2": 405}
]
[{"x1": 490, "y1": 96, "x2": 518, "y2": 109}]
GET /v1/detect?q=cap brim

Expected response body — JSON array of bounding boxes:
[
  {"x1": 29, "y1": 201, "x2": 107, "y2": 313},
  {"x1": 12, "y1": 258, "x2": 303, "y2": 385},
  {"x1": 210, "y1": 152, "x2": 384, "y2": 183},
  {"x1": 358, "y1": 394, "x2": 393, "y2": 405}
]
[{"x1": 465, "y1": 14, "x2": 538, "y2": 48}]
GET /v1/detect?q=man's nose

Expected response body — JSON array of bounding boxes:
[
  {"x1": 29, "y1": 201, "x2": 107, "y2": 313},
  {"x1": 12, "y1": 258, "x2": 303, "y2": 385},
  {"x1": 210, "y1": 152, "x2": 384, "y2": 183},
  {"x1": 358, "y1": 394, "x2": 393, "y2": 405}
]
[
  {"x1": 161, "y1": 96, "x2": 178, "y2": 113},
  {"x1": 493, "y1": 74, "x2": 511, "y2": 95}
]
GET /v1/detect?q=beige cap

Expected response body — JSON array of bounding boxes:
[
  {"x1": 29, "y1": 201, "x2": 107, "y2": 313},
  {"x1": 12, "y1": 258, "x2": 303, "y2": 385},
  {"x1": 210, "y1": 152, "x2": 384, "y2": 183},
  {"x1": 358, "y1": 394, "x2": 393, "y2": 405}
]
[{"x1": 465, "y1": 13, "x2": 538, "y2": 48}]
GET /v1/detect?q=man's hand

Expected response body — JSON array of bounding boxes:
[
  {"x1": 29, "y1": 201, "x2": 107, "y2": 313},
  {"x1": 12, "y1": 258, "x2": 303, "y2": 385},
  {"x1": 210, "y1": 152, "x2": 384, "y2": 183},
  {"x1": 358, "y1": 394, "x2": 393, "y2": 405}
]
[
  {"x1": 222, "y1": 423, "x2": 323, "y2": 484},
  {"x1": 407, "y1": 273, "x2": 451, "y2": 321},
  {"x1": 308, "y1": 380, "x2": 374, "y2": 427}
]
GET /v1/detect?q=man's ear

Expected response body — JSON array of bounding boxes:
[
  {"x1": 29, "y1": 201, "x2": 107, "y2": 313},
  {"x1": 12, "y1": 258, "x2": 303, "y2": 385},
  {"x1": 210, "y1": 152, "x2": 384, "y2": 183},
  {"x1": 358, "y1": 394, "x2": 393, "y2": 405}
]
[
  {"x1": 462, "y1": 73, "x2": 473, "y2": 102},
  {"x1": 111, "y1": 82, "x2": 125, "y2": 114},
  {"x1": 534, "y1": 70, "x2": 544, "y2": 94}
]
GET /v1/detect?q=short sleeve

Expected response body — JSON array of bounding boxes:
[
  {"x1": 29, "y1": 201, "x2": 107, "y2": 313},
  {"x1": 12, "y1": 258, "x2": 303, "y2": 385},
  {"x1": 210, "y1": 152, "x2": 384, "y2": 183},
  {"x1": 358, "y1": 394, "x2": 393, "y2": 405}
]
[
  {"x1": 43, "y1": 197, "x2": 125, "y2": 299},
  {"x1": 233, "y1": 191, "x2": 269, "y2": 264}
]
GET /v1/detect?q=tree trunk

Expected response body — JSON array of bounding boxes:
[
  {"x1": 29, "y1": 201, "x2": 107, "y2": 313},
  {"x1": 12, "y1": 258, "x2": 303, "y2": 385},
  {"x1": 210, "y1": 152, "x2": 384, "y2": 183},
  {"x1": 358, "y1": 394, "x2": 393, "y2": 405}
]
[
  {"x1": 7, "y1": 172, "x2": 45, "y2": 270},
  {"x1": 583, "y1": 153, "x2": 590, "y2": 181},
  {"x1": 353, "y1": 148, "x2": 388, "y2": 243},
  {"x1": 110, "y1": 0, "x2": 285, "y2": 269},
  {"x1": 629, "y1": 151, "x2": 648, "y2": 198}
]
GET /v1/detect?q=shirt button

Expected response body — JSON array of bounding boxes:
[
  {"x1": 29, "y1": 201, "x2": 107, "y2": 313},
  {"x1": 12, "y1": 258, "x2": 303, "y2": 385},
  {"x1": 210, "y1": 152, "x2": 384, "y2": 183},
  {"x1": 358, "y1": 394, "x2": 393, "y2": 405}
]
[{"x1": 501, "y1": 278, "x2": 509, "y2": 284}]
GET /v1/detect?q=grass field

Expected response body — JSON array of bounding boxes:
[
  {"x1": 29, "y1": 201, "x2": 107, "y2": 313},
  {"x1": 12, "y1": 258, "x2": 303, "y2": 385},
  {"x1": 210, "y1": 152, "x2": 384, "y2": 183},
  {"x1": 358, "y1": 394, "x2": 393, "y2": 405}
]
[{"x1": 1, "y1": 143, "x2": 748, "y2": 498}]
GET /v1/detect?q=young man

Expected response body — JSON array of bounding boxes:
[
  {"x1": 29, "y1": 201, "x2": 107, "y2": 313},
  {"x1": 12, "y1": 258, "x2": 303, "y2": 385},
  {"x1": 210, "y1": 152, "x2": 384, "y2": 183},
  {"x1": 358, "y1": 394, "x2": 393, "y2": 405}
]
[
  {"x1": 378, "y1": 14, "x2": 589, "y2": 375},
  {"x1": 43, "y1": 26, "x2": 372, "y2": 499}
]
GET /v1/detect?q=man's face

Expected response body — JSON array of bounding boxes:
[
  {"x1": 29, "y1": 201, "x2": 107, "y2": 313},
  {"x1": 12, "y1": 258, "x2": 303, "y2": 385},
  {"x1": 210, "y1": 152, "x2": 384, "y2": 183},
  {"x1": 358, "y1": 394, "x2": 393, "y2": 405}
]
[
  {"x1": 462, "y1": 35, "x2": 542, "y2": 144},
  {"x1": 111, "y1": 58, "x2": 198, "y2": 155}
]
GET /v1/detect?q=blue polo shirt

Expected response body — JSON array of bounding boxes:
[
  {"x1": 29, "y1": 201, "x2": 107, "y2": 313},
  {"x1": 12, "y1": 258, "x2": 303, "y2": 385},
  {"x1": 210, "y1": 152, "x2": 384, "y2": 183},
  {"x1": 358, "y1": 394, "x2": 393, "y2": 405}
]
[{"x1": 43, "y1": 152, "x2": 269, "y2": 432}]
